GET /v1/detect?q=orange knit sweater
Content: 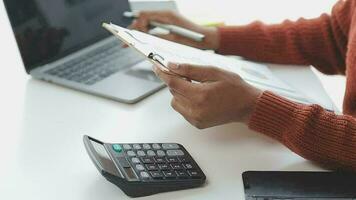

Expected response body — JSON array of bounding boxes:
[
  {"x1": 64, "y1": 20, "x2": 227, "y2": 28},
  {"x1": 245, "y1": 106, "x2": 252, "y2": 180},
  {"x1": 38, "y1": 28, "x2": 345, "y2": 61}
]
[{"x1": 218, "y1": 0, "x2": 356, "y2": 171}]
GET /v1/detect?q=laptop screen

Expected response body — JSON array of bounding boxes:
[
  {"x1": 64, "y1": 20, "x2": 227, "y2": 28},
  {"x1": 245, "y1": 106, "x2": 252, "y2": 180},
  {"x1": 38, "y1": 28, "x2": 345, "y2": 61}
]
[{"x1": 4, "y1": 0, "x2": 132, "y2": 73}]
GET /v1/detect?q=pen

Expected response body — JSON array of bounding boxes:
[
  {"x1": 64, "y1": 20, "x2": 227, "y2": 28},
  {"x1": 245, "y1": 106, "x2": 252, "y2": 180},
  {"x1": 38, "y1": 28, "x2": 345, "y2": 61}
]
[{"x1": 123, "y1": 11, "x2": 205, "y2": 42}]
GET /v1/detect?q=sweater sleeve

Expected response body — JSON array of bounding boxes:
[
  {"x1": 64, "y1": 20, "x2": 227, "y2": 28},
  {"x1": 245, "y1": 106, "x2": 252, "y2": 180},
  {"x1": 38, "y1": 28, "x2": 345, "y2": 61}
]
[
  {"x1": 248, "y1": 91, "x2": 356, "y2": 171},
  {"x1": 217, "y1": 1, "x2": 350, "y2": 75}
]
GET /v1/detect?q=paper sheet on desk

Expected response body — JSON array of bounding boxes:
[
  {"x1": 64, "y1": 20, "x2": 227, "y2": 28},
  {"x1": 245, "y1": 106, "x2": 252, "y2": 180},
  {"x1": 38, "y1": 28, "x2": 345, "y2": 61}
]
[{"x1": 104, "y1": 24, "x2": 333, "y2": 110}]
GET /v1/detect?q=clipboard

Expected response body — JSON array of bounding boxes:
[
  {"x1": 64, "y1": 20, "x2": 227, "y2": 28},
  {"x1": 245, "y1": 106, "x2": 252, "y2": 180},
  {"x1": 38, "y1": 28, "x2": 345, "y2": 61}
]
[
  {"x1": 102, "y1": 23, "x2": 175, "y2": 75},
  {"x1": 101, "y1": 22, "x2": 335, "y2": 110}
]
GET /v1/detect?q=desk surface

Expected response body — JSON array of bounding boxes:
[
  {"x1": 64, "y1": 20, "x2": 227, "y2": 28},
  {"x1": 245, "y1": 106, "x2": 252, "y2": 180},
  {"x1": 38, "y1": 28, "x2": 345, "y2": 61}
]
[{"x1": 0, "y1": 0, "x2": 344, "y2": 200}]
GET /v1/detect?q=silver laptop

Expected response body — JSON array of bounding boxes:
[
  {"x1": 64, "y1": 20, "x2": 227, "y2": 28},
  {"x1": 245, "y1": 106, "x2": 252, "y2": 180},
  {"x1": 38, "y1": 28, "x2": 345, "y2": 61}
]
[{"x1": 3, "y1": 0, "x2": 164, "y2": 103}]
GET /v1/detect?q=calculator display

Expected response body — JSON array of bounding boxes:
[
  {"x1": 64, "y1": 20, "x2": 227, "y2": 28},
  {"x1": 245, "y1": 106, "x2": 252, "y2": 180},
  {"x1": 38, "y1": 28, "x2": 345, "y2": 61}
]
[{"x1": 90, "y1": 140, "x2": 120, "y2": 176}]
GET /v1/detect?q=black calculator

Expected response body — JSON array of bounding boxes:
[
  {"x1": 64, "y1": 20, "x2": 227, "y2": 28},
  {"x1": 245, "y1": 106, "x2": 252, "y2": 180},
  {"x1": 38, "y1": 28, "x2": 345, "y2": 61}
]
[{"x1": 83, "y1": 135, "x2": 206, "y2": 197}]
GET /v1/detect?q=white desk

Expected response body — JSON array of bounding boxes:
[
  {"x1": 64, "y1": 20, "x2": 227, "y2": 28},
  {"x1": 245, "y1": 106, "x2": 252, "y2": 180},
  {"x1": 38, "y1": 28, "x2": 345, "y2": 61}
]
[{"x1": 0, "y1": 0, "x2": 344, "y2": 200}]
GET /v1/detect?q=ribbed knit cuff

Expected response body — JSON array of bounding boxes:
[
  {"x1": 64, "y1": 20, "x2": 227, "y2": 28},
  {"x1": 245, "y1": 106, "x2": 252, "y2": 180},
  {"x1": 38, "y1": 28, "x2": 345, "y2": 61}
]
[
  {"x1": 217, "y1": 25, "x2": 261, "y2": 55},
  {"x1": 248, "y1": 91, "x2": 300, "y2": 142}
]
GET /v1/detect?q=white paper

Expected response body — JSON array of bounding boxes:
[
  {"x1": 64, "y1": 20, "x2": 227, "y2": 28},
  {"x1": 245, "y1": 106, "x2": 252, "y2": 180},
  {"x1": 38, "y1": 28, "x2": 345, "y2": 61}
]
[{"x1": 104, "y1": 23, "x2": 321, "y2": 106}]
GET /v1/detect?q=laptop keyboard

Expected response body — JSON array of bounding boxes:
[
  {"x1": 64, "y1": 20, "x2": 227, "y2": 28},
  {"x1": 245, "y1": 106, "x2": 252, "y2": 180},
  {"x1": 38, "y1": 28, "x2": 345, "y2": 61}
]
[{"x1": 45, "y1": 42, "x2": 143, "y2": 85}]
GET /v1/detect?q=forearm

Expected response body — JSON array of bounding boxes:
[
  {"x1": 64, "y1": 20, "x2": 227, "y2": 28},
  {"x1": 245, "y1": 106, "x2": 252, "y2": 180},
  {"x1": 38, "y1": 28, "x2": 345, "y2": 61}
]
[
  {"x1": 217, "y1": 13, "x2": 347, "y2": 75},
  {"x1": 248, "y1": 91, "x2": 356, "y2": 171}
]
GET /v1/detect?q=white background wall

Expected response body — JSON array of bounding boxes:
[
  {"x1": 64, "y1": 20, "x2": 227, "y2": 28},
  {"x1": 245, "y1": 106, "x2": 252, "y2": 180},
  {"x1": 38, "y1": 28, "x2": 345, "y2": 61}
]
[
  {"x1": 0, "y1": 0, "x2": 346, "y2": 111},
  {"x1": 176, "y1": 0, "x2": 338, "y2": 24}
]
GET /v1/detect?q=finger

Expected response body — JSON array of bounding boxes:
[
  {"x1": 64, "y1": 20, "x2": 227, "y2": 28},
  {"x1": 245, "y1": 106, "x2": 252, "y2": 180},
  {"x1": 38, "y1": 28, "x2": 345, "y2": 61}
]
[
  {"x1": 128, "y1": 20, "x2": 141, "y2": 30},
  {"x1": 152, "y1": 65, "x2": 198, "y2": 96},
  {"x1": 171, "y1": 98, "x2": 200, "y2": 127},
  {"x1": 171, "y1": 98, "x2": 192, "y2": 119},
  {"x1": 139, "y1": 11, "x2": 198, "y2": 31},
  {"x1": 138, "y1": 11, "x2": 179, "y2": 25},
  {"x1": 135, "y1": 17, "x2": 149, "y2": 32},
  {"x1": 127, "y1": 20, "x2": 136, "y2": 29},
  {"x1": 169, "y1": 88, "x2": 191, "y2": 103},
  {"x1": 155, "y1": 34, "x2": 205, "y2": 49},
  {"x1": 167, "y1": 63, "x2": 223, "y2": 82},
  {"x1": 133, "y1": 11, "x2": 174, "y2": 33},
  {"x1": 129, "y1": 17, "x2": 149, "y2": 32}
]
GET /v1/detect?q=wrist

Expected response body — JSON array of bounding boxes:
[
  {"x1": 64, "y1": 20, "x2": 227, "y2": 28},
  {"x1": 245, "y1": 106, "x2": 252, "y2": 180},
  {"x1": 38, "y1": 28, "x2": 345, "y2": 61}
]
[
  {"x1": 200, "y1": 26, "x2": 219, "y2": 50},
  {"x1": 241, "y1": 87, "x2": 263, "y2": 123}
]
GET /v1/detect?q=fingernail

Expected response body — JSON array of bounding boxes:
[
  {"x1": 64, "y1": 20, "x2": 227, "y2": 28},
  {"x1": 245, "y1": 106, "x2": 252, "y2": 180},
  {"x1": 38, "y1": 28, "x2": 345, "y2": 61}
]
[{"x1": 168, "y1": 63, "x2": 180, "y2": 70}]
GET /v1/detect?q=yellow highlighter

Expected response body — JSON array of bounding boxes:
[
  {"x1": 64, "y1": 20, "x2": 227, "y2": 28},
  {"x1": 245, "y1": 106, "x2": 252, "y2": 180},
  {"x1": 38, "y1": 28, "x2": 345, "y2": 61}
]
[{"x1": 202, "y1": 22, "x2": 225, "y2": 27}]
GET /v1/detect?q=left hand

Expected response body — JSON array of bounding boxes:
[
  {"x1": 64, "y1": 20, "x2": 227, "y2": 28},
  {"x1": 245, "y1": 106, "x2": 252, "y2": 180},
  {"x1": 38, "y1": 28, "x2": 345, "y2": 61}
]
[
  {"x1": 152, "y1": 63, "x2": 263, "y2": 129},
  {"x1": 128, "y1": 11, "x2": 219, "y2": 50}
]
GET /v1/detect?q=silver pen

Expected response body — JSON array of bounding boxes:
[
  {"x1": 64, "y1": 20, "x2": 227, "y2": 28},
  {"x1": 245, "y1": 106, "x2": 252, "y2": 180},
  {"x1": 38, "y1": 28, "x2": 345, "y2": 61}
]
[{"x1": 123, "y1": 11, "x2": 205, "y2": 42}]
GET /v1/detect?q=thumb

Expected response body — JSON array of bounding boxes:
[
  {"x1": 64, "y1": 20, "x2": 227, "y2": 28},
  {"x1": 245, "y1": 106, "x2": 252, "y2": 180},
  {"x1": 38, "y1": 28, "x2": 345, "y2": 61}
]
[{"x1": 167, "y1": 63, "x2": 221, "y2": 82}]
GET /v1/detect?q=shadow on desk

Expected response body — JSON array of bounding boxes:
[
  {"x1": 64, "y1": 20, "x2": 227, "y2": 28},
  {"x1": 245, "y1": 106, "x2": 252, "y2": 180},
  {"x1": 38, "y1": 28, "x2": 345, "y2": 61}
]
[{"x1": 15, "y1": 78, "x2": 319, "y2": 200}]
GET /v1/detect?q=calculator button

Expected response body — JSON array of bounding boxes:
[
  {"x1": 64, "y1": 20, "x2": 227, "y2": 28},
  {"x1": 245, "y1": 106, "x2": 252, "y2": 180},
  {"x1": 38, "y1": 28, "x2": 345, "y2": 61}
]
[
  {"x1": 171, "y1": 163, "x2": 183, "y2": 170},
  {"x1": 135, "y1": 164, "x2": 145, "y2": 171},
  {"x1": 162, "y1": 143, "x2": 180, "y2": 149},
  {"x1": 175, "y1": 170, "x2": 188, "y2": 178},
  {"x1": 127, "y1": 151, "x2": 136, "y2": 157},
  {"x1": 152, "y1": 143, "x2": 161, "y2": 149},
  {"x1": 112, "y1": 144, "x2": 122, "y2": 153},
  {"x1": 158, "y1": 163, "x2": 171, "y2": 170},
  {"x1": 166, "y1": 157, "x2": 178, "y2": 163},
  {"x1": 140, "y1": 171, "x2": 150, "y2": 179},
  {"x1": 141, "y1": 157, "x2": 154, "y2": 164},
  {"x1": 163, "y1": 171, "x2": 176, "y2": 178},
  {"x1": 154, "y1": 157, "x2": 166, "y2": 163},
  {"x1": 146, "y1": 150, "x2": 156, "y2": 157},
  {"x1": 187, "y1": 170, "x2": 200, "y2": 178},
  {"x1": 150, "y1": 171, "x2": 163, "y2": 179},
  {"x1": 178, "y1": 156, "x2": 189, "y2": 163},
  {"x1": 133, "y1": 144, "x2": 142, "y2": 150},
  {"x1": 166, "y1": 150, "x2": 185, "y2": 156},
  {"x1": 156, "y1": 150, "x2": 166, "y2": 157},
  {"x1": 123, "y1": 144, "x2": 132, "y2": 150},
  {"x1": 142, "y1": 144, "x2": 151, "y2": 149},
  {"x1": 131, "y1": 157, "x2": 140, "y2": 164},
  {"x1": 145, "y1": 164, "x2": 158, "y2": 171},
  {"x1": 183, "y1": 163, "x2": 194, "y2": 169},
  {"x1": 117, "y1": 157, "x2": 130, "y2": 168},
  {"x1": 137, "y1": 150, "x2": 146, "y2": 157}
]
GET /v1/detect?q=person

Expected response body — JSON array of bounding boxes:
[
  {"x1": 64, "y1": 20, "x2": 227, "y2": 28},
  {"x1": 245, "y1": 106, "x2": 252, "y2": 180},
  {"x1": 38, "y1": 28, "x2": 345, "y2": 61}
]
[{"x1": 129, "y1": 0, "x2": 356, "y2": 171}]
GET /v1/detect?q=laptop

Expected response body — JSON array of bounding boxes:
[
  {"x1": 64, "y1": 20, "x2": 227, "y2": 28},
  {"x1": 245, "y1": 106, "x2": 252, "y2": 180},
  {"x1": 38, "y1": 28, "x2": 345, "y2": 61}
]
[
  {"x1": 243, "y1": 171, "x2": 356, "y2": 200},
  {"x1": 3, "y1": 0, "x2": 164, "y2": 103}
]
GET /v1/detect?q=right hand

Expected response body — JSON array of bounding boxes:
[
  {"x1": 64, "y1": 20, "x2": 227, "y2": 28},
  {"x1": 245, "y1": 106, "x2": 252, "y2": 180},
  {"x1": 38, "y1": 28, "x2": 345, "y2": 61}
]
[{"x1": 129, "y1": 11, "x2": 220, "y2": 50}]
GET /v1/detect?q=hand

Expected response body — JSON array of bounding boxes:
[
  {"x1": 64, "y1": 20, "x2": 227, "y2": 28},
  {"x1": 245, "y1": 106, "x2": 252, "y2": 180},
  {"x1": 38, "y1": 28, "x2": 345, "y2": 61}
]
[
  {"x1": 129, "y1": 11, "x2": 219, "y2": 50},
  {"x1": 152, "y1": 63, "x2": 263, "y2": 129}
]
